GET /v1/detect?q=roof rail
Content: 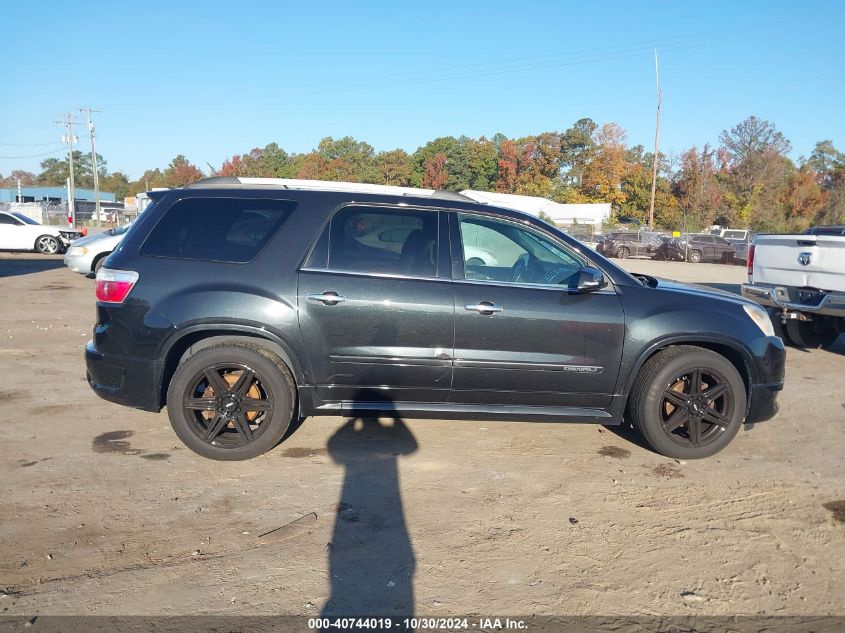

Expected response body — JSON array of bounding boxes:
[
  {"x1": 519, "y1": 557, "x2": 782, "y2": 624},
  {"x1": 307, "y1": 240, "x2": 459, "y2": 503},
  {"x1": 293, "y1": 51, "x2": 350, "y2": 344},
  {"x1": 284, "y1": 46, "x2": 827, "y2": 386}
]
[{"x1": 186, "y1": 176, "x2": 476, "y2": 201}]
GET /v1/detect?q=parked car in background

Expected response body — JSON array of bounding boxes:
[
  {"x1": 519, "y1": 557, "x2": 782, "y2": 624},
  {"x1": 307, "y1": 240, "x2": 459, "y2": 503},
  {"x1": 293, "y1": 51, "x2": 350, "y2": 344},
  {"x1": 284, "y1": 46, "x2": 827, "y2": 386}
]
[
  {"x1": 64, "y1": 224, "x2": 132, "y2": 275},
  {"x1": 742, "y1": 230, "x2": 845, "y2": 349},
  {"x1": 0, "y1": 211, "x2": 83, "y2": 254},
  {"x1": 566, "y1": 230, "x2": 602, "y2": 250},
  {"x1": 85, "y1": 177, "x2": 784, "y2": 462},
  {"x1": 662, "y1": 234, "x2": 736, "y2": 263},
  {"x1": 596, "y1": 231, "x2": 663, "y2": 259}
]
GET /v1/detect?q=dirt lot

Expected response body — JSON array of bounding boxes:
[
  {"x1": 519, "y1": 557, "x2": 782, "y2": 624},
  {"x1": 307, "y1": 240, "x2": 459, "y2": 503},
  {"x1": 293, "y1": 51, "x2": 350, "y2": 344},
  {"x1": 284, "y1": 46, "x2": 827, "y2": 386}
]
[{"x1": 0, "y1": 253, "x2": 843, "y2": 619}]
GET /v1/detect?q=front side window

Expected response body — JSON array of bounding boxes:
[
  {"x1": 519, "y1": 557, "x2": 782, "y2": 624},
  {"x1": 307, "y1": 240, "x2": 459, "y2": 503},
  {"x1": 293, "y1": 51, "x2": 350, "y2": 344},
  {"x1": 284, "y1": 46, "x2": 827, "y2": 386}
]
[
  {"x1": 458, "y1": 213, "x2": 584, "y2": 287},
  {"x1": 314, "y1": 206, "x2": 438, "y2": 277},
  {"x1": 0, "y1": 214, "x2": 20, "y2": 225},
  {"x1": 140, "y1": 197, "x2": 295, "y2": 263}
]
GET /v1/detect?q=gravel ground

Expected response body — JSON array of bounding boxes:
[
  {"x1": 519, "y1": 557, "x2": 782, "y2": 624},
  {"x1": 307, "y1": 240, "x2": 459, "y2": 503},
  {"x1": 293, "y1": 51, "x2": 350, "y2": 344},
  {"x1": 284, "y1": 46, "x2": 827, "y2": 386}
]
[{"x1": 0, "y1": 252, "x2": 843, "y2": 620}]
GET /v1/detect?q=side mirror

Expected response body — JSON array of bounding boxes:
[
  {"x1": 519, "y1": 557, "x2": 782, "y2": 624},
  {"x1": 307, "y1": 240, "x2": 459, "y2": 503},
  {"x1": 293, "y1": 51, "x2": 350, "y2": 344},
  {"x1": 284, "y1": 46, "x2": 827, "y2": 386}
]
[{"x1": 576, "y1": 266, "x2": 606, "y2": 293}]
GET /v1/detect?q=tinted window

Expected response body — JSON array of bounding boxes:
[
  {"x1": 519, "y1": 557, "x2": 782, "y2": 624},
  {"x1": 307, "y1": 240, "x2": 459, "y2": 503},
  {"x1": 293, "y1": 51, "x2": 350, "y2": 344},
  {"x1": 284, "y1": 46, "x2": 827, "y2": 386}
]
[
  {"x1": 11, "y1": 213, "x2": 39, "y2": 225},
  {"x1": 0, "y1": 214, "x2": 19, "y2": 225},
  {"x1": 714, "y1": 236, "x2": 731, "y2": 245},
  {"x1": 320, "y1": 206, "x2": 438, "y2": 277},
  {"x1": 459, "y1": 213, "x2": 584, "y2": 286},
  {"x1": 722, "y1": 230, "x2": 746, "y2": 240},
  {"x1": 141, "y1": 197, "x2": 295, "y2": 262}
]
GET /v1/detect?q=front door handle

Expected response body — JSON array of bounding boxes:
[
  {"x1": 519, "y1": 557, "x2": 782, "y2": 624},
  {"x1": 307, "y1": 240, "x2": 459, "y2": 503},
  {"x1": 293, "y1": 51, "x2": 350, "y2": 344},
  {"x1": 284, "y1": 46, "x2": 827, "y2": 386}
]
[
  {"x1": 307, "y1": 292, "x2": 347, "y2": 305},
  {"x1": 465, "y1": 301, "x2": 503, "y2": 315}
]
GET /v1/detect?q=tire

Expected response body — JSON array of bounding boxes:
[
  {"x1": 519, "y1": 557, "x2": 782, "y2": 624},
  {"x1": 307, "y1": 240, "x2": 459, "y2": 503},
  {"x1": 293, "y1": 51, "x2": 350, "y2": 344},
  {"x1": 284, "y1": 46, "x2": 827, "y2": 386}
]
[
  {"x1": 166, "y1": 343, "x2": 296, "y2": 460},
  {"x1": 785, "y1": 318, "x2": 841, "y2": 349},
  {"x1": 93, "y1": 254, "x2": 109, "y2": 274},
  {"x1": 617, "y1": 247, "x2": 630, "y2": 259},
  {"x1": 687, "y1": 250, "x2": 702, "y2": 263},
  {"x1": 35, "y1": 235, "x2": 60, "y2": 255},
  {"x1": 628, "y1": 345, "x2": 746, "y2": 459}
]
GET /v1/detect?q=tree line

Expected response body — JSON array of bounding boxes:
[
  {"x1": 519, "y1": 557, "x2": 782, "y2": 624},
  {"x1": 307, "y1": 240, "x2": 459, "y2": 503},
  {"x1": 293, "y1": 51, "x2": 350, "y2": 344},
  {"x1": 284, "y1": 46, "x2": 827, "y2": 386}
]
[{"x1": 2, "y1": 115, "x2": 842, "y2": 232}]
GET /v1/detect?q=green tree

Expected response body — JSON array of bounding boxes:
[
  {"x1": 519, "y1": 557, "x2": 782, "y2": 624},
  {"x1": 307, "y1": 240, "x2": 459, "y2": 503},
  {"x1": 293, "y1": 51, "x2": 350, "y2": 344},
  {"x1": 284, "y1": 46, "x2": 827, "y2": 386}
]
[
  {"x1": 374, "y1": 149, "x2": 413, "y2": 186},
  {"x1": 163, "y1": 155, "x2": 204, "y2": 188}
]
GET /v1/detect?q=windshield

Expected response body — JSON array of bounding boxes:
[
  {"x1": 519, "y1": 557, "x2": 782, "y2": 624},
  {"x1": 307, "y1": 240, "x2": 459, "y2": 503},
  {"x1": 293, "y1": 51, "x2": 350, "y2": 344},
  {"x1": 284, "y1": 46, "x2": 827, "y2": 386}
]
[{"x1": 11, "y1": 213, "x2": 40, "y2": 226}]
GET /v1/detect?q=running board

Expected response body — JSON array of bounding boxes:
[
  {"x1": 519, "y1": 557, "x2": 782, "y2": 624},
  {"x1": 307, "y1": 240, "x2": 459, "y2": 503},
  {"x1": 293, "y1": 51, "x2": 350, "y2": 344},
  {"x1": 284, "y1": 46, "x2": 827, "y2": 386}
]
[{"x1": 312, "y1": 401, "x2": 615, "y2": 423}]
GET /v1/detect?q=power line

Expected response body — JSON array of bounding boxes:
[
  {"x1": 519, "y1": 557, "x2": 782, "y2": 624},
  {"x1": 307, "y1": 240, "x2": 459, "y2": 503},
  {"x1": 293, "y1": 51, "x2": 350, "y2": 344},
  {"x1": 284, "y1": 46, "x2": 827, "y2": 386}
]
[
  {"x1": 0, "y1": 147, "x2": 65, "y2": 159},
  {"x1": 0, "y1": 141, "x2": 65, "y2": 147}
]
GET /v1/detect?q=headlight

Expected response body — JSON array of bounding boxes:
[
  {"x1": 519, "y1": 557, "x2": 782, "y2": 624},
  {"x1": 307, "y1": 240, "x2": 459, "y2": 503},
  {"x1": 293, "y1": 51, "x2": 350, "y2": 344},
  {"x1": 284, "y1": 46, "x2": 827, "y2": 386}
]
[
  {"x1": 67, "y1": 246, "x2": 88, "y2": 256},
  {"x1": 743, "y1": 303, "x2": 776, "y2": 337}
]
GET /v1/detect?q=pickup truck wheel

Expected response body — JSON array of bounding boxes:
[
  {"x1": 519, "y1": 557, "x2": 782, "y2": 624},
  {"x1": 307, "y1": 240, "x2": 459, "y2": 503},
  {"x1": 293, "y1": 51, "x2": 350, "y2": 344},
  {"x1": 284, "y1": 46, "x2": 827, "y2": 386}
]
[
  {"x1": 35, "y1": 235, "x2": 60, "y2": 254},
  {"x1": 785, "y1": 318, "x2": 841, "y2": 349},
  {"x1": 687, "y1": 250, "x2": 702, "y2": 263},
  {"x1": 166, "y1": 343, "x2": 296, "y2": 460},
  {"x1": 617, "y1": 247, "x2": 630, "y2": 259},
  {"x1": 629, "y1": 346, "x2": 746, "y2": 459}
]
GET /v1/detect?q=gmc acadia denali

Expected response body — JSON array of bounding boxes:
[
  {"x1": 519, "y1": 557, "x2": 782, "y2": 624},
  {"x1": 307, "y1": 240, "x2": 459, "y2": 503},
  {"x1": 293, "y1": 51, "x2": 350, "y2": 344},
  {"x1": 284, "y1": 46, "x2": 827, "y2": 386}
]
[{"x1": 86, "y1": 177, "x2": 785, "y2": 460}]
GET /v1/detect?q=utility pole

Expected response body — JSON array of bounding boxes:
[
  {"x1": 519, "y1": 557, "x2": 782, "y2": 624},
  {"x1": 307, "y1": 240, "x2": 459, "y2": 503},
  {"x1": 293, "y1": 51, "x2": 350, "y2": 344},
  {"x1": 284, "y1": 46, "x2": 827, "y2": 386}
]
[
  {"x1": 80, "y1": 106, "x2": 102, "y2": 227},
  {"x1": 648, "y1": 49, "x2": 662, "y2": 230},
  {"x1": 56, "y1": 113, "x2": 80, "y2": 227}
]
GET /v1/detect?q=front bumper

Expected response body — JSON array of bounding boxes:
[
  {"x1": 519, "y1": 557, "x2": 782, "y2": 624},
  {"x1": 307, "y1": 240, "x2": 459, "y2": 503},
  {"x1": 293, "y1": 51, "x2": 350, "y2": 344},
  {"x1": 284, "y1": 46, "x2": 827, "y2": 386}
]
[
  {"x1": 85, "y1": 340, "x2": 163, "y2": 412},
  {"x1": 64, "y1": 252, "x2": 93, "y2": 274},
  {"x1": 742, "y1": 283, "x2": 845, "y2": 318},
  {"x1": 746, "y1": 382, "x2": 781, "y2": 424}
]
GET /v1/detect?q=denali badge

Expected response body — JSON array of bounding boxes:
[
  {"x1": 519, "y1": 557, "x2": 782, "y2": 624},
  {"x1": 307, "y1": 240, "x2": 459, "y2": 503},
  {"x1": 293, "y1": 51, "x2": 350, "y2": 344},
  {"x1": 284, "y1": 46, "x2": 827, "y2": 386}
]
[{"x1": 798, "y1": 252, "x2": 812, "y2": 266}]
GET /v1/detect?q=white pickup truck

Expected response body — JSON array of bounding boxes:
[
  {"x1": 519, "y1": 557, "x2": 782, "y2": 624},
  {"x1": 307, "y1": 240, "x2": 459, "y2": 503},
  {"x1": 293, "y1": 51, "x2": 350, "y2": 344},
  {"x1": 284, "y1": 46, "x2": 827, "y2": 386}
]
[{"x1": 742, "y1": 227, "x2": 845, "y2": 349}]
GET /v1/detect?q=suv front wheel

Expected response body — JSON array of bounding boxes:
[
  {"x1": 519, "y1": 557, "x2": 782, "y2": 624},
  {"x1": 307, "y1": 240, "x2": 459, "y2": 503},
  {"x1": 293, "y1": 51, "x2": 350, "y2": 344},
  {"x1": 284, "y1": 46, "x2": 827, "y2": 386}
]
[
  {"x1": 628, "y1": 346, "x2": 746, "y2": 459},
  {"x1": 166, "y1": 343, "x2": 296, "y2": 460}
]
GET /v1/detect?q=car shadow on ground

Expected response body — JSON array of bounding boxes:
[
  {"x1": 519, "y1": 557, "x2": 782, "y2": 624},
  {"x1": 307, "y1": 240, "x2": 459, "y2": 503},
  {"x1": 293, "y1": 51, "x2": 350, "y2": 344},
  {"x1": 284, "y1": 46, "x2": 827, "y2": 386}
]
[
  {"x1": 0, "y1": 255, "x2": 65, "y2": 278},
  {"x1": 320, "y1": 396, "x2": 418, "y2": 621}
]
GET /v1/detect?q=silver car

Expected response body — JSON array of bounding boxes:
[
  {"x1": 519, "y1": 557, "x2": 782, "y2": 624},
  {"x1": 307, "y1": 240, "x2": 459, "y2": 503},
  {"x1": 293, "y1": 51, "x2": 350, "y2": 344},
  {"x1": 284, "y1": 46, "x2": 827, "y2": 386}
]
[{"x1": 64, "y1": 224, "x2": 131, "y2": 275}]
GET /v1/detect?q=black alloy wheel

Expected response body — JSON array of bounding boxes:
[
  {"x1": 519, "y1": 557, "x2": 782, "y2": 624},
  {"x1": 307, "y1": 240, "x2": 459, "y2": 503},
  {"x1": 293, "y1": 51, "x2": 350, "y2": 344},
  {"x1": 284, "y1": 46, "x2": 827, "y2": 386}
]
[
  {"x1": 167, "y1": 343, "x2": 295, "y2": 460},
  {"x1": 659, "y1": 367, "x2": 734, "y2": 449},
  {"x1": 629, "y1": 345, "x2": 746, "y2": 459},
  {"x1": 181, "y1": 362, "x2": 274, "y2": 448}
]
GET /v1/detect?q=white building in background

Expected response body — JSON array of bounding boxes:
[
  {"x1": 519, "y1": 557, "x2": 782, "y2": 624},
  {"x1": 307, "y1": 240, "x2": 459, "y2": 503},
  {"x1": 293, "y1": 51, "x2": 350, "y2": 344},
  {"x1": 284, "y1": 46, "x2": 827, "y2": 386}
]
[{"x1": 460, "y1": 190, "x2": 611, "y2": 228}]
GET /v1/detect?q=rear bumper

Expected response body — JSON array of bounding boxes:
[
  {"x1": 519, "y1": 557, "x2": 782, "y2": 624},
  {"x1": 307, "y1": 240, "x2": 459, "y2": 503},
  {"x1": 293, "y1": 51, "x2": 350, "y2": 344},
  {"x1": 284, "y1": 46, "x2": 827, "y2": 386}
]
[
  {"x1": 85, "y1": 340, "x2": 162, "y2": 412},
  {"x1": 742, "y1": 283, "x2": 845, "y2": 318}
]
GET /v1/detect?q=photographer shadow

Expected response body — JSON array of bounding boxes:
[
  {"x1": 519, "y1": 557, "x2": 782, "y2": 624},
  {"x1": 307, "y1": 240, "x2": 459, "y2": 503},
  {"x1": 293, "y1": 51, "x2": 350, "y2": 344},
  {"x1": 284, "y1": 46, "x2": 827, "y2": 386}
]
[{"x1": 322, "y1": 394, "x2": 418, "y2": 619}]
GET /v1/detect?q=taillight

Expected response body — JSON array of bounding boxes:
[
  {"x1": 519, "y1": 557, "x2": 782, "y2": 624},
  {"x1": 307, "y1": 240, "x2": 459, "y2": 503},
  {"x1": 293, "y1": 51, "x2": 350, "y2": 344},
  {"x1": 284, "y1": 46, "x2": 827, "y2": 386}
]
[
  {"x1": 747, "y1": 244, "x2": 755, "y2": 280},
  {"x1": 95, "y1": 268, "x2": 139, "y2": 304}
]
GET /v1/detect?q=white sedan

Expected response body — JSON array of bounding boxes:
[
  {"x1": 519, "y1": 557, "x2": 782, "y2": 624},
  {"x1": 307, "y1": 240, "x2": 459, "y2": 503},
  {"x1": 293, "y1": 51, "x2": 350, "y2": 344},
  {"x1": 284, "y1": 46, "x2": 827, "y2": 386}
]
[{"x1": 0, "y1": 211, "x2": 81, "y2": 254}]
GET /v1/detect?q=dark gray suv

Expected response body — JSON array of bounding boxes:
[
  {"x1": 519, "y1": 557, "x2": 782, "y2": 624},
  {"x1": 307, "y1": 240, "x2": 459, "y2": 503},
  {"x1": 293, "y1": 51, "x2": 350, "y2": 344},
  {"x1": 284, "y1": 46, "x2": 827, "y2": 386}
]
[{"x1": 85, "y1": 178, "x2": 785, "y2": 460}]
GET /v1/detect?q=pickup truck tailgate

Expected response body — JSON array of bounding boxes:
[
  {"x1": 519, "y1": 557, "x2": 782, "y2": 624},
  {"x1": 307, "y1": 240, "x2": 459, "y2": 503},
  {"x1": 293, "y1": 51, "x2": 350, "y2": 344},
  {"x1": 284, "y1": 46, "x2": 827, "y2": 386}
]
[{"x1": 753, "y1": 235, "x2": 845, "y2": 292}]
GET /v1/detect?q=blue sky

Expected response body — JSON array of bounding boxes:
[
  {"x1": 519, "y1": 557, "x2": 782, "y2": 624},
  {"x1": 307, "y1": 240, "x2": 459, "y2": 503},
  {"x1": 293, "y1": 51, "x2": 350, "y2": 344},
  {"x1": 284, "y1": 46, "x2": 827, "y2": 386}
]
[{"x1": 1, "y1": 0, "x2": 843, "y2": 181}]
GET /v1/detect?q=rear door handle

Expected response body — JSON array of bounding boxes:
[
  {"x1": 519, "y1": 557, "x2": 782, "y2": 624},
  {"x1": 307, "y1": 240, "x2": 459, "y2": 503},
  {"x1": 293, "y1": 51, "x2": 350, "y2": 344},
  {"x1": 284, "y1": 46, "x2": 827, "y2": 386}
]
[
  {"x1": 465, "y1": 301, "x2": 503, "y2": 315},
  {"x1": 307, "y1": 292, "x2": 347, "y2": 305}
]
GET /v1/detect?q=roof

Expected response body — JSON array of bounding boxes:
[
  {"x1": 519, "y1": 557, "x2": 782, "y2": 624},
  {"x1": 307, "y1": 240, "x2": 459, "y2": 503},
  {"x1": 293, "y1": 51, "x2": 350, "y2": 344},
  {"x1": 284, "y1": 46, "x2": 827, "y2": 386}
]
[
  {"x1": 186, "y1": 177, "x2": 474, "y2": 202},
  {"x1": 459, "y1": 190, "x2": 610, "y2": 223}
]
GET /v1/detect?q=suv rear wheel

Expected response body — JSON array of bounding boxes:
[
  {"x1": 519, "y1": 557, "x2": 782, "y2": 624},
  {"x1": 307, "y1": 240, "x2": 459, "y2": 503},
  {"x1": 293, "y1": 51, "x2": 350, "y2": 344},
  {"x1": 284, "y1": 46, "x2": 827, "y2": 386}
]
[
  {"x1": 687, "y1": 250, "x2": 702, "y2": 263},
  {"x1": 166, "y1": 343, "x2": 296, "y2": 460},
  {"x1": 628, "y1": 346, "x2": 746, "y2": 459}
]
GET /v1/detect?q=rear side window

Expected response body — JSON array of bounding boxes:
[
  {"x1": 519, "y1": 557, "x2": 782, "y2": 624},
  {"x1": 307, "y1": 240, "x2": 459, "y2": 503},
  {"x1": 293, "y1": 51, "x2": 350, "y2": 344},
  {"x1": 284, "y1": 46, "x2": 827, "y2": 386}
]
[
  {"x1": 305, "y1": 206, "x2": 439, "y2": 277},
  {"x1": 140, "y1": 197, "x2": 296, "y2": 262}
]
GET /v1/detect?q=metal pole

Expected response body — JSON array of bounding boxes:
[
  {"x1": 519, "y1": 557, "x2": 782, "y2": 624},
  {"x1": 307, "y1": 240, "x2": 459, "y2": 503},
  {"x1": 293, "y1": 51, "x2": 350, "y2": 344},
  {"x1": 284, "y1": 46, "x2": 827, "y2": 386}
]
[
  {"x1": 81, "y1": 107, "x2": 102, "y2": 227},
  {"x1": 648, "y1": 49, "x2": 662, "y2": 230}
]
